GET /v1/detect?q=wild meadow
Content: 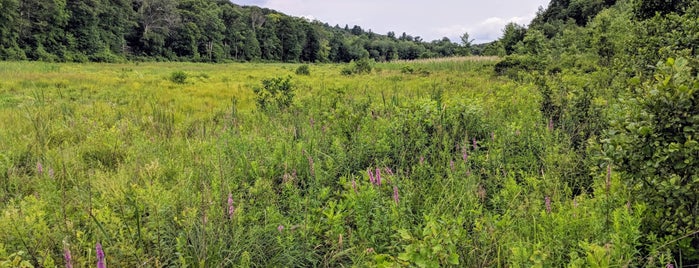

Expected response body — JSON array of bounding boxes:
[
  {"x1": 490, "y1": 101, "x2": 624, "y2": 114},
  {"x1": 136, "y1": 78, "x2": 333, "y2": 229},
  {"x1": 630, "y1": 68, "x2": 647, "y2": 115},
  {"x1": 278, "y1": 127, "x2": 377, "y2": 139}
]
[{"x1": 0, "y1": 58, "x2": 676, "y2": 267}]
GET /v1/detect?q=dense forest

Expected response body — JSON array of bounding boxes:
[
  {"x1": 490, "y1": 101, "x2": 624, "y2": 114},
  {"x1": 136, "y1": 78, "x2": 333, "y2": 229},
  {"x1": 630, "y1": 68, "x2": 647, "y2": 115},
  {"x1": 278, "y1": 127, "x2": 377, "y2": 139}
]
[{"x1": 0, "y1": 0, "x2": 475, "y2": 63}]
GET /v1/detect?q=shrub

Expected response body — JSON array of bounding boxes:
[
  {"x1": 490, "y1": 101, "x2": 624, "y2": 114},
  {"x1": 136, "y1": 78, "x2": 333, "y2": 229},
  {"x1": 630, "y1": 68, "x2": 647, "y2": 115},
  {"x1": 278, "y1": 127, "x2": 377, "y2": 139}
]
[
  {"x1": 170, "y1": 71, "x2": 187, "y2": 84},
  {"x1": 340, "y1": 66, "x2": 354, "y2": 76},
  {"x1": 295, "y1": 64, "x2": 310, "y2": 75},
  {"x1": 354, "y1": 58, "x2": 373, "y2": 74},
  {"x1": 340, "y1": 58, "x2": 373, "y2": 76},
  {"x1": 606, "y1": 57, "x2": 699, "y2": 262},
  {"x1": 253, "y1": 76, "x2": 295, "y2": 111},
  {"x1": 494, "y1": 55, "x2": 546, "y2": 78}
]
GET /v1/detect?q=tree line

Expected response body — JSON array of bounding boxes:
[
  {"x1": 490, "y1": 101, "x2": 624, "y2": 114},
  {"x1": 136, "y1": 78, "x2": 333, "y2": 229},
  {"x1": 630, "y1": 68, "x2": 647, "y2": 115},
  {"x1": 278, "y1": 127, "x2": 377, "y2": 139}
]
[{"x1": 0, "y1": 0, "x2": 474, "y2": 63}]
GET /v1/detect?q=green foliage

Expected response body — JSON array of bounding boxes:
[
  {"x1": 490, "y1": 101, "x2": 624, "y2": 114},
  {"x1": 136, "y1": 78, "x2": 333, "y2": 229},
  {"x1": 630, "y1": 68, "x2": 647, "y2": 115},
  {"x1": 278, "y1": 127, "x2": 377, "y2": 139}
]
[
  {"x1": 494, "y1": 55, "x2": 546, "y2": 78},
  {"x1": 605, "y1": 57, "x2": 699, "y2": 260},
  {"x1": 295, "y1": 64, "x2": 310, "y2": 75},
  {"x1": 252, "y1": 76, "x2": 295, "y2": 111},
  {"x1": 633, "y1": 0, "x2": 692, "y2": 19},
  {"x1": 401, "y1": 65, "x2": 431, "y2": 76},
  {"x1": 354, "y1": 58, "x2": 373, "y2": 74},
  {"x1": 340, "y1": 58, "x2": 373, "y2": 75},
  {"x1": 500, "y1": 23, "x2": 527, "y2": 55},
  {"x1": 169, "y1": 71, "x2": 188, "y2": 84},
  {"x1": 396, "y1": 217, "x2": 462, "y2": 267}
]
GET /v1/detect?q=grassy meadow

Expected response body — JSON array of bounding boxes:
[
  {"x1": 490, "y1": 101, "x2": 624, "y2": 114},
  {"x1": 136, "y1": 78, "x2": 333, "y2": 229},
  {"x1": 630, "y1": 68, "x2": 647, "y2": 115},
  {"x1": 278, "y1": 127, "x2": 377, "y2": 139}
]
[{"x1": 0, "y1": 59, "x2": 655, "y2": 267}]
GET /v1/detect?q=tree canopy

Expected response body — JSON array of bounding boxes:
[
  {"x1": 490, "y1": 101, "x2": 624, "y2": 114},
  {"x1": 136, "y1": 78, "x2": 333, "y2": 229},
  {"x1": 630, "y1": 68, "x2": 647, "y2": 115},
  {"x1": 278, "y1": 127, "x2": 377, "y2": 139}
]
[{"x1": 0, "y1": 0, "x2": 474, "y2": 62}]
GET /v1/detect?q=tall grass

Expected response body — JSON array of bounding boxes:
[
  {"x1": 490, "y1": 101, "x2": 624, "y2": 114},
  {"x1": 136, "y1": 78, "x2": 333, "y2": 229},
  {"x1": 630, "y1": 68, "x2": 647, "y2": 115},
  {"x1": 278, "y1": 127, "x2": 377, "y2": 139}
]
[{"x1": 0, "y1": 59, "x2": 657, "y2": 266}]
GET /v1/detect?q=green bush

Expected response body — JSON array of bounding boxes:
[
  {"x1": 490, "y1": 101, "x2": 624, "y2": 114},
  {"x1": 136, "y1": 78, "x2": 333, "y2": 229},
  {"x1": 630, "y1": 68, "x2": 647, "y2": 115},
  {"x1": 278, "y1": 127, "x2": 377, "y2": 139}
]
[
  {"x1": 253, "y1": 76, "x2": 295, "y2": 111},
  {"x1": 340, "y1": 58, "x2": 373, "y2": 76},
  {"x1": 606, "y1": 57, "x2": 699, "y2": 261},
  {"x1": 494, "y1": 55, "x2": 546, "y2": 78},
  {"x1": 354, "y1": 58, "x2": 373, "y2": 74},
  {"x1": 295, "y1": 64, "x2": 310, "y2": 75},
  {"x1": 169, "y1": 71, "x2": 188, "y2": 84}
]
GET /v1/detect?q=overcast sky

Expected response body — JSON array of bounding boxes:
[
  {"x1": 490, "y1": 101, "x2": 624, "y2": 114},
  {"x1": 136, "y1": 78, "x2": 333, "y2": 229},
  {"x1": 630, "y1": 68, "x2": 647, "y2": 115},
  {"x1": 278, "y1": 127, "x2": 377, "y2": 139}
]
[{"x1": 231, "y1": 0, "x2": 550, "y2": 44}]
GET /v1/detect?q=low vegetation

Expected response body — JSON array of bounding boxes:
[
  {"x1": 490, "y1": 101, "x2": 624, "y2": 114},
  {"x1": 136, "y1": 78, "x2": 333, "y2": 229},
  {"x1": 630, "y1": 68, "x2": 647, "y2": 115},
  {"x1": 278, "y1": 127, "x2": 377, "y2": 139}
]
[{"x1": 0, "y1": 0, "x2": 697, "y2": 267}]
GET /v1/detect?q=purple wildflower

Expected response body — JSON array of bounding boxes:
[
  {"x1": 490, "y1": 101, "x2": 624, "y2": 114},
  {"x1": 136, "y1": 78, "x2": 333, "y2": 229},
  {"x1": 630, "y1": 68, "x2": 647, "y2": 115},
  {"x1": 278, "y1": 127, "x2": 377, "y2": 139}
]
[
  {"x1": 304, "y1": 150, "x2": 315, "y2": 177},
  {"x1": 548, "y1": 118, "x2": 554, "y2": 132},
  {"x1": 277, "y1": 225, "x2": 284, "y2": 233},
  {"x1": 666, "y1": 263, "x2": 674, "y2": 268},
  {"x1": 368, "y1": 168, "x2": 375, "y2": 185},
  {"x1": 545, "y1": 196, "x2": 552, "y2": 214},
  {"x1": 64, "y1": 247, "x2": 72, "y2": 268},
  {"x1": 393, "y1": 186, "x2": 399, "y2": 205},
  {"x1": 227, "y1": 193, "x2": 235, "y2": 219},
  {"x1": 37, "y1": 161, "x2": 43, "y2": 175},
  {"x1": 384, "y1": 167, "x2": 393, "y2": 176},
  {"x1": 309, "y1": 117, "x2": 315, "y2": 127},
  {"x1": 472, "y1": 138, "x2": 478, "y2": 150},
  {"x1": 96, "y1": 242, "x2": 106, "y2": 268},
  {"x1": 375, "y1": 168, "x2": 381, "y2": 186},
  {"x1": 419, "y1": 156, "x2": 424, "y2": 165},
  {"x1": 462, "y1": 151, "x2": 468, "y2": 162}
]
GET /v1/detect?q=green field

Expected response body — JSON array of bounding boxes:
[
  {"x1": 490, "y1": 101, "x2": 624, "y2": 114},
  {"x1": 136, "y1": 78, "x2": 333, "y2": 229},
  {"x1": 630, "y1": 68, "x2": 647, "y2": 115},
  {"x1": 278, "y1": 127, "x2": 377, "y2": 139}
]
[{"x1": 0, "y1": 59, "x2": 687, "y2": 267}]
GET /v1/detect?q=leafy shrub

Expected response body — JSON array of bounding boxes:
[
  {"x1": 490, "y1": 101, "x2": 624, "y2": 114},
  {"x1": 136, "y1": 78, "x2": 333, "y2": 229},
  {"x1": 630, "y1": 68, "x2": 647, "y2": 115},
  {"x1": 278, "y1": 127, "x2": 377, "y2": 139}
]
[
  {"x1": 340, "y1": 58, "x2": 373, "y2": 76},
  {"x1": 494, "y1": 55, "x2": 546, "y2": 78},
  {"x1": 606, "y1": 57, "x2": 699, "y2": 261},
  {"x1": 253, "y1": 76, "x2": 295, "y2": 111},
  {"x1": 295, "y1": 64, "x2": 310, "y2": 75},
  {"x1": 169, "y1": 71, "x2": 187, "y2": 84},
  {"x1": 340, "y1": 66, "x2": 354, "y2": 76},
  {"x1": 354, "y1": 58, "x2": 373, "y2": 74},
  {"x1": 401, "y1": 65, "x2": 431, "y2": 76}
]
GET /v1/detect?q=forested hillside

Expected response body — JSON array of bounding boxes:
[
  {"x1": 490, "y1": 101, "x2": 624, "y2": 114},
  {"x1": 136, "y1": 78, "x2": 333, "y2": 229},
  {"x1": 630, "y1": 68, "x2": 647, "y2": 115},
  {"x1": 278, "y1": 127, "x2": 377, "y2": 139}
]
[
  {"x1": 491, "y1": 0, "x2": 699, "y2": 264},
  {"x1": 0, "y1": 0, "x2": 472, "y2": 62}
]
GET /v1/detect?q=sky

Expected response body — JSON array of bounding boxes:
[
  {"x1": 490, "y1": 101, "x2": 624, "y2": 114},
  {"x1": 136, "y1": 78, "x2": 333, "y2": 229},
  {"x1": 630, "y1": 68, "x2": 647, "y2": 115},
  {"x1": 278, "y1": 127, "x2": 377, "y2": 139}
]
[{"x1": 231, "y1": 0, "x2": 551, "y2": 44}]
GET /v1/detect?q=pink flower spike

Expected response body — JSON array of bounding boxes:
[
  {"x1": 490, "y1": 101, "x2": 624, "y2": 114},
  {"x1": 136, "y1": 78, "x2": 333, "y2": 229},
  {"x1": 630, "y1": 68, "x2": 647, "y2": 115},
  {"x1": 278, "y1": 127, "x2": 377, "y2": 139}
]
[
  {"x1": 375, "y1": 168, "x2": 382, "y2": 186},
  {"x1": 277, "y1": 225, "x2": 284, "y2": 233},
  {"x1": 227, "y1": 193, "x2": 235, "y2": 219},
  {"x1": 393, "y1": 186, "x2": 399, "y2": 205},
  {"x1": 368, "y1": 168, "x2": 375, "y2": 185},
  {"x1": 96, "y1": 242, "x2": 106, "y2": 268},
  {"x1": 545, "y1": 196, "x2": 552, "y2": 214},
  {"x1": 64, "y1": 247, "x2": 73, "y2": 268},
  {"x1": 37, "y1": 161, "x2": 43, "y2": 175},
  {"x1": 472, "y1": 138, "x2": 478, "y2": 150},
  {"x1": 462, "y1": 151, "x2": 468, "y2": 162}
]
